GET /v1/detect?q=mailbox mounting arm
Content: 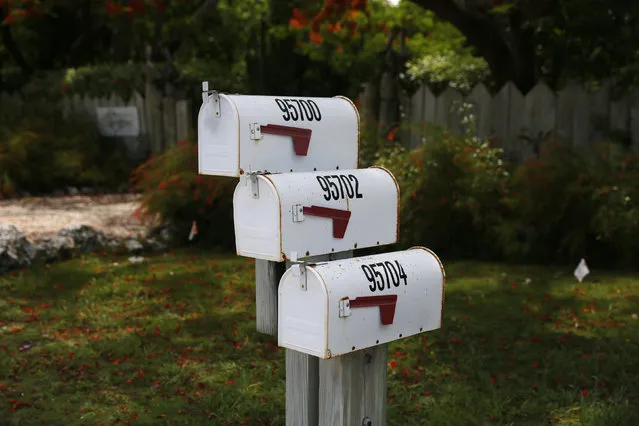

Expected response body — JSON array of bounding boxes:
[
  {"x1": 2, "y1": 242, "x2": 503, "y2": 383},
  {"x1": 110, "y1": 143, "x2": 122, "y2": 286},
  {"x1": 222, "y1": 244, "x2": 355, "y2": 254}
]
[
  {"x1": 348, "y1": 295, "x2": 398, "y2": 325},
  {"x1": 301, "y1": 206, "x2": 352, "y2": 239},
  {"x1": 258, "y1": 124, "x2": 312, "y2": 156},
  {"x1": 289, "y1": 251, "x2": 308, "y2": 291},
  {"x1": 201, "y1": 81, "x2": 220, "y2": 117}
]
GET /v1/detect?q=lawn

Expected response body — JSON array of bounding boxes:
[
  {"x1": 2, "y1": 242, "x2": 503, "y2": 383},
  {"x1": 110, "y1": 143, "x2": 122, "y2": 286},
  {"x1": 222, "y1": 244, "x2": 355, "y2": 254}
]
[{"x1": 1, "y1": 249, "x2": 638, "y2": 425}]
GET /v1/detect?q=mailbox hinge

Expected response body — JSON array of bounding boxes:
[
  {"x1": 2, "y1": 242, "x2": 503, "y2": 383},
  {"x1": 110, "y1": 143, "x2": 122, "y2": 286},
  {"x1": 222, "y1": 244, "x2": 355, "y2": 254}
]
[
  {"x1": 249, "y1": 123, "x2": 263, "y2": 140},
  {"x1": 248, "y1": 172, "x2": 259, "y2": 199},
  {"x1": 240, "y1": 172, "x2": 260, "y2": 199},
  {"x1": 201, "y1": 81, "x2": 220, "y2": 118},
  {"x1": 339, "y1": 298, "x2": 351, "y2": 318},
  {"x1": 292, "y1": 204, "x2": 305, "y2": 222},
  {"x1": 289, "y1": 251, "x2": 307, "y2": 291}
]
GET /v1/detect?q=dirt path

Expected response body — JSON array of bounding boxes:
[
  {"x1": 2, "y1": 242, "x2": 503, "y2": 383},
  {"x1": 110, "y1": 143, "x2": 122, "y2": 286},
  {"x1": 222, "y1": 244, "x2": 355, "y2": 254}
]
[{"x1": 0, "y1": 194, "x2": 158, "y2": 239}]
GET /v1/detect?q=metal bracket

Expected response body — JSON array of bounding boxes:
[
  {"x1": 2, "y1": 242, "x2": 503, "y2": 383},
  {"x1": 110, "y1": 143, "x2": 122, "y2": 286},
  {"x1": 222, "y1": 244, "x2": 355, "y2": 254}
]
[
  {"x1": 292, "y1": 204, "x2": 305, "y2": 222},
  {"x1": 289, "y1": 251, "x2": 308, "y2": 291},
  {"x1": 338, "y1": 298, "x2": 351, "y2": 318},
  {"x1": 362, "y1": 417, "x2": 372, "y2": 426},
  {"x1": 248, "y1": 173, "x2": 259, "y2": 199},
  {"x1": 201, "y1": 81, "x2": 220, "y2": 118},
  {"x1": 249, "y1": 123, "x2": 263, "y2": 140}
]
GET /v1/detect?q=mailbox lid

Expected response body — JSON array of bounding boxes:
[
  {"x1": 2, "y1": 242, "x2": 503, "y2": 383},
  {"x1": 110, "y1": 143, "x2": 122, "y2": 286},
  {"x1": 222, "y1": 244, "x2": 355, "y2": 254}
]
[
  {"x1": 198, "y1": 94, "x2": 240, "y2": 177},
  {"x1": 278, "y1": 268, "x2": 329, "y2": 358},
  {"x1": 198, "y1": 91, "x2": 360, "y2": 177},
  {"x1": 267, "y1": 166, "x2": 399, "y2": 260},
  {"x1": 277, "y1": 247, "x2": 445, "y2": 358},
  {"x1": 233, "y1": 175, "x2": 282, "y2": 261}
]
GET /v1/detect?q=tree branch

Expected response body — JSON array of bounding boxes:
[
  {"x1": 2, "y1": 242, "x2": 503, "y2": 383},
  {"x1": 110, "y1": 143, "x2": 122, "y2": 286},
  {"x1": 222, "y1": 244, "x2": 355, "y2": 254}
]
[
  {"x1": 0, "y1": 5, "x2": 33, "y2": 75},
  {"x1": 149, "y1": 0, "x2": 219, "y2": 89}
]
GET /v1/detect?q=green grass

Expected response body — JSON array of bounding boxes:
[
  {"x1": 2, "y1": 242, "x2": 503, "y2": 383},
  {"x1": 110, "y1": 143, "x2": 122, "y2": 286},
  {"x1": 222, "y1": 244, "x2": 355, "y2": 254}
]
[{"x1": 1, "y1": 251, "x2": 638, "y2": 425}]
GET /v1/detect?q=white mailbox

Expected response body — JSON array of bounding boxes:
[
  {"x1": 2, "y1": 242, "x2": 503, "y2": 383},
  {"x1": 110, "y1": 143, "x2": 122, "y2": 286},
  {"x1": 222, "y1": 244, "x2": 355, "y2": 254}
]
[
  {"x1": 233, "y1": 167, "x2": 399, "y2": 261},
  {"x1": 198, "y1": 83, "x2": 360, "y2": 177},
  {"x1": 278, "y1": 247, "x2": 445, "y2": 359}
]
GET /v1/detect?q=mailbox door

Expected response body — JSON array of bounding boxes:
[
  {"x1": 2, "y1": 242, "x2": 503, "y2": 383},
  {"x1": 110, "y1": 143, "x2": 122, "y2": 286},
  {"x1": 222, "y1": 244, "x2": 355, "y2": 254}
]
[
  {"x1": 199, "y1": 93, "x2": 359, "y2": 177},
  {"x1": 198, "y1": 94, "x2": 240, "y2": 177},
  {"x1": 317, "y1": 247, "x2": 444, "y2": 358},
  {"x1": 266, "y1": 166, "x2": 399, "y2": 260},
  {"x1": 278, "y1": 270, "x2": 329, "y2": 358},
  {"x1": 233, "y1": 176, "x2": 282, "y2": 260}
]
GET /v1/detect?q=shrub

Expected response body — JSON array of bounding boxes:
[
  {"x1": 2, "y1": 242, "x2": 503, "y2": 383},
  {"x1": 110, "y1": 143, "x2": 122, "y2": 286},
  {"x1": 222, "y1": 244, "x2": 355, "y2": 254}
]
[
  {"x1": 0, "y1": 108, "x2": 133, "y2": 196},
  {"x1": 131, "y1": 140, "x2": 236, "y2": 249},
  {"x1": 375, "y1": 115, "x2": 508, "y2": 260},
  {"x1": 495, "y1": 140, "x2": 639, "y2": 268}
]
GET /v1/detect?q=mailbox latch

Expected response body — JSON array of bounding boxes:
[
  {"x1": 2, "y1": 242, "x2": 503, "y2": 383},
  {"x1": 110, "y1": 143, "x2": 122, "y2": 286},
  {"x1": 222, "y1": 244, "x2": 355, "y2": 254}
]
[
  {"x1": 338, "y1": 298, "x2": 351, "y2": 318},
  {"x1": 249, "y1": 123, "x2": 263, "y2": 140},
  {"x1": 292, "y1": 204, "x2": 305, "y2": 222}
]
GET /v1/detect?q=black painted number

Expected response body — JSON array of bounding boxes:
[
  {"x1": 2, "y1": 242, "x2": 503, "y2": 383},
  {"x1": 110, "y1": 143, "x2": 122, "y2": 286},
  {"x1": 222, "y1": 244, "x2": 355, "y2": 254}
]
[
  {"x1": 316, "y1": 174, "x2": 364, "y2": 201},
  {"x1": 361, "y1": 260, "x2": 408, "y2": 293},
  {"x1": 275, "y1": 98, "x2": 321, "y2": 122}
]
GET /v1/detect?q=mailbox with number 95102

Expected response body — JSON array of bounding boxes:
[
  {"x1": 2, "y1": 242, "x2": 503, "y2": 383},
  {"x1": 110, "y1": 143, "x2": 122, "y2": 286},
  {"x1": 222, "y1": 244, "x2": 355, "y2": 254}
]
[
  {"x1": 278, "y1": 247, "x2": 445, "y2": 359},
  {"x1": 198, "y1": 83, "x2": 359, "y2": 177}
]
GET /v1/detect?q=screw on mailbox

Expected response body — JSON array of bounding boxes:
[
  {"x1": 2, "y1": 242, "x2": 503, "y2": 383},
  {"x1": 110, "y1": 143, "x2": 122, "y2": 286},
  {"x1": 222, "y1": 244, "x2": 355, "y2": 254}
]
[{"x1": 362, "y1": 417, "x2": 373, "y2": 426}]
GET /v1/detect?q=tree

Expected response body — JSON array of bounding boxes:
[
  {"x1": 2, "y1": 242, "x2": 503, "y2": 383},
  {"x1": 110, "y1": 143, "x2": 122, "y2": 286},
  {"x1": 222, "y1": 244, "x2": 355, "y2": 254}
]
[
  {"x1": 0, "y1": 0, "x2": 266, "y2": 95},
  {"x1": 409, "y1": 0, "x2": 639, "y2": 92}
]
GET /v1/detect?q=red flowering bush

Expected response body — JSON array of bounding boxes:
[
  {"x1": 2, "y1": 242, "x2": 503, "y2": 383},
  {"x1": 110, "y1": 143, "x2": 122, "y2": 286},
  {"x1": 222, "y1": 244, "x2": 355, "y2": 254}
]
[
  {"x1": 375, "y1": 122, "x2": 507, "y2": 259},
  {"x1": 130, "y1": 140, "x2": 236, "y2": 248}
]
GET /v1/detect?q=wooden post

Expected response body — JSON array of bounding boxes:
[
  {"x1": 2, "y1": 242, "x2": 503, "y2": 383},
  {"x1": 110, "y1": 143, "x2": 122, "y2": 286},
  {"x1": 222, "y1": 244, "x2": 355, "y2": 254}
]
[
  {"x1": 314, "y1": 250, "x2": 387, "y2": 426},
  {"x1": 319, "y1": 345, "x2": 388, "y2": 426},
  {"x1": 286, "y1": 349, "x2": 320, "y2": 426},
  {"x1": 283, "y1": 251, "x2": 353, "y2": 426},
  {"x1": 255, "y1": 259, "x2": 285, "y2": 336}
]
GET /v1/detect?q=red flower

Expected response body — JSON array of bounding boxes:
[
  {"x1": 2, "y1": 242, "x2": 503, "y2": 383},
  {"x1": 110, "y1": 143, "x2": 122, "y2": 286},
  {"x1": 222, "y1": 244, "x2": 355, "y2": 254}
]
[
  {"x1": 309, "y1": 31, "x2": 323, "y2": 44},
  {"x1": 581, "y1": 389, "x2": 589, "y2": 396},
  {"x1": 289, "y1": 8, "x2": 308, "y2": 29}
]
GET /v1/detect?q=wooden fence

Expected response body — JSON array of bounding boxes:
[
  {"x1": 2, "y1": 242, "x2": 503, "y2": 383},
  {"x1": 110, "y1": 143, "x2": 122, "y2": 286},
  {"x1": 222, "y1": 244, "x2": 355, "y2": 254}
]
[
  {"x1": 404, "y1": 81, "x2": 639, "y2": 159},
  {"x1": 0, "y1": 83, "x2": 194, "y2": 161}
]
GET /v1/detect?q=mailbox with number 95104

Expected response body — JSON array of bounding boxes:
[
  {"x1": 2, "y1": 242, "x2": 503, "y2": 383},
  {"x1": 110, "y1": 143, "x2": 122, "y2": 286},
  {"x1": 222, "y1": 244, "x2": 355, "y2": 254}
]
[
  {"x1": 198, "y1": 83, "x2": 359, "y2": 177},
  {"x1": 278, "y1": 247, "x2": 445, "y2": 359}
]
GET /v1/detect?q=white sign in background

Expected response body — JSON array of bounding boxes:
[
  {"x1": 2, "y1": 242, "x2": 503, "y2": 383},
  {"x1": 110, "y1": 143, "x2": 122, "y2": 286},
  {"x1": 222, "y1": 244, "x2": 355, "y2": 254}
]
[{"x1": 96, "y1": 106, "x2": 140, "y2": 137}]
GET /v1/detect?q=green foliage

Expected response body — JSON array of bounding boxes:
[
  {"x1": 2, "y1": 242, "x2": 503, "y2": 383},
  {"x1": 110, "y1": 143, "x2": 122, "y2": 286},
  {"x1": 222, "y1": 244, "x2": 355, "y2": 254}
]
[
  {"x1": 1, "y1": 64, "x2": 145, "y2": 100},
  {"x1": 495, "y1": 141, "x2": 639, "y2": 268},
  {"x1": 401, "y1": 2, "x2": 491, "y2": 92},
  {"x1": 374, "y1": 104, "x2": 639, "y2": 268},
  {"x1": 0, "y1": 108, "x2": 132, "y2": 196},
  {"x1": 375, "y1": 106, "x2": 507, "y2": 260},
  {"x1": 131, "y1": 140, "x2": 236, "y2": 249},
  {"x1": 406, "y1": 51, "x2": 490, "y2": 92}
]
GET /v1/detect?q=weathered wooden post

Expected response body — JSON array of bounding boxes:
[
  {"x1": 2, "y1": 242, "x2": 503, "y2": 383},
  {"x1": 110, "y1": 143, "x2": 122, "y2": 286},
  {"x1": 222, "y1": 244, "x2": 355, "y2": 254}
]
[{"x1": 196, "y1": 84, "x2": 446, "y2": 426}]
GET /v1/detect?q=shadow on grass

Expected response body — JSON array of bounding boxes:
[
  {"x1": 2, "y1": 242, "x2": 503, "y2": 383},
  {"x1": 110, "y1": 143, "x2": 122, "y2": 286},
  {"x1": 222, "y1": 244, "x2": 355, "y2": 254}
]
[{"x1": 386, "y1": 261, "x2": 639, "y2": 425}]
